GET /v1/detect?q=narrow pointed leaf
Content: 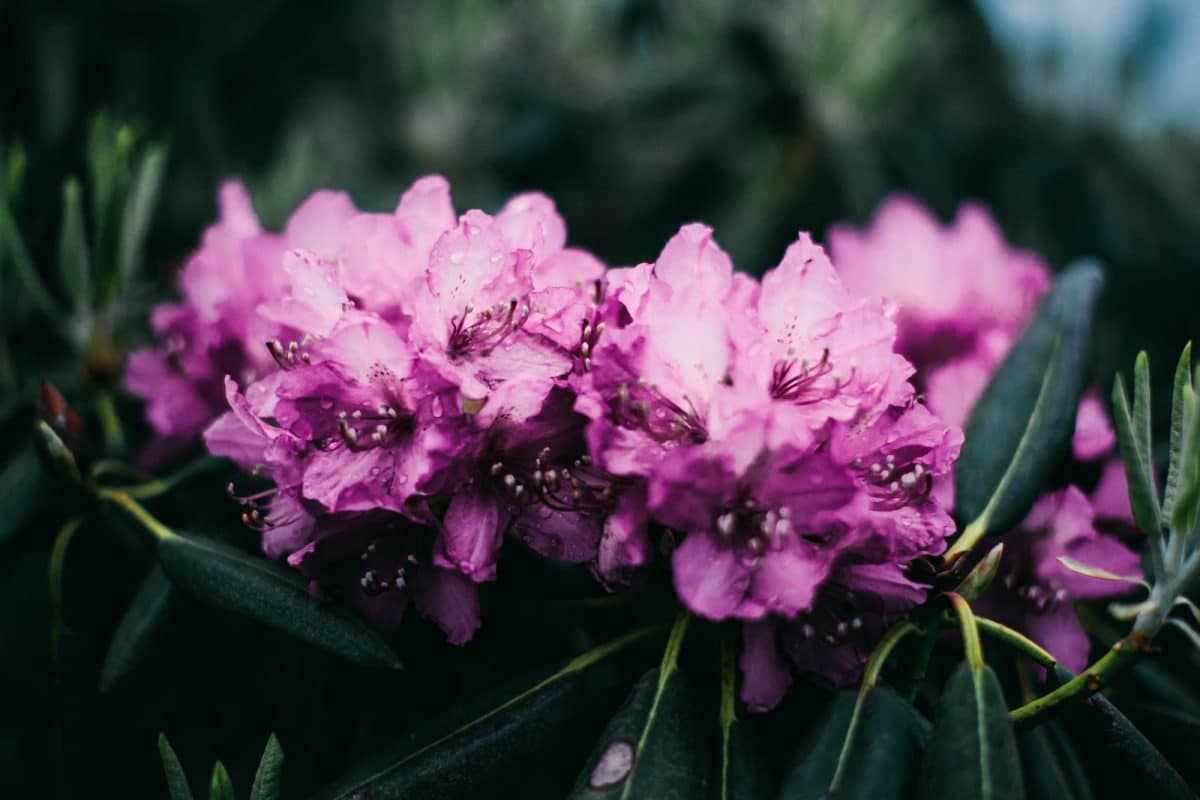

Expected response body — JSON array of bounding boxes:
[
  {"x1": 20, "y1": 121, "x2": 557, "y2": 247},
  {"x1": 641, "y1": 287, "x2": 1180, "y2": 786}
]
[
  {"x1": 0, "y1": 442, "x2": 53, "y2": 546},
  {"x1": 569, "y1": 665, "x2": 706, "y2": 799},
  {"x1": 955, "y1": 261, "x2": 1103, "y2": 535},
  {"x1": 1172, "y1": 385, "x2": 1200, "y2": 534},
  {"x1": 918, "y1": 662, "x2": 1024, "y2": 799},
  {"x1": 209, "y1": 761, "x2": 235, "y2": 800},
  {"x1": 155, "y1": 532, "x2": 400, "y2": 669},
  {"x1": 1019, "y1": 719, "x2": 1092, "y2": 800},
  {"x1": 316, "y1": 628, "x2": 658, "y2": 800},
  {"x1": 158, "y1": 733, "x2": 195, "y2": 800},
  {"x1": 1133, "y1": 352, "x2": 1153, "y2": 466},
  {"x1": 955, "y1": 543, "x2": 1005, "y2": 603},
  {"x1": 1058, "y1": 679, "x2": 1193, "y2": 800},
  {"x1": 779, "y1": 687, "x2": 928, "y2": 799},
  {"x1": 99, "y1": 565, "x2": 176, "y2": 692},
  {"x1": 56, "y1": 178, "x2": 91, "y2": 311},
  {"x1": 1113, "y1": 374, "x2": 1163, "y2": 537},
  {"x1": 250, "y1": 734, "x2": 284, "y2": 800},
  {"x1": 1162, "y1": 343, "x2": 1194, "y2": 523},
  {"x1": 117, "y1": 143, "x2": 167, "y2": 287},
  {"x1": 0, "y1": 186, "x2": 59, "y2": 322},
  {"x1": 1056, "y1": 556, "x2": 1145, "y2": 586}
]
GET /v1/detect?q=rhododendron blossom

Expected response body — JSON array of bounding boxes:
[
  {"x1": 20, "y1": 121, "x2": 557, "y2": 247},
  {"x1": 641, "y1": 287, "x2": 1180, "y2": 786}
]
[
  {"x1": 830, "y1": 195, "x2": 1139, "y2": 669},
  {"x1": 574, "y1": 224, "x2": 962, "y2": 708}
]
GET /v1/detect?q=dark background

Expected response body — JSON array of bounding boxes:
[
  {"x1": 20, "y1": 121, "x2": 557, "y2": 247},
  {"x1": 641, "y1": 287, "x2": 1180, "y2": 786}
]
[{"x1": 2, "y1": 1, "x2": 1199, "y2": 796}]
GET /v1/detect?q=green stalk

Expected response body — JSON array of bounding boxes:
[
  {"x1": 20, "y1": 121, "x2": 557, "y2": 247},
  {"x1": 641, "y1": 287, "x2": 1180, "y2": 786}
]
[
  {"x1": 1009, "y1": 637, "x2": 1140, "y2": 727},
  {"x1": 945, "y1": 592, "x2": 984, "y2": 670},
  {"x1": 976, "y1": 617, "x2": 1056, "y2": 669}
]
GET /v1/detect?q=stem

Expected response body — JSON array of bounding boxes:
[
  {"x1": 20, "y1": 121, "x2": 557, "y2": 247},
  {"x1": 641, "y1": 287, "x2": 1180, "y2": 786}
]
[
  {"x1": 861, "y1": 619, "x2": 920, "y2": 690},
  {"x1": 126, "y1": 457, "x2": 224, "y2": 500},
  {"x1": 564, "y1": 623, "x2": 667, "y2": 673},
  {"x1": 1009, "y1": 636, "x2": 1141, "y2": 727},
  {"x1": 92, "y1": 390, "x2": 126, "y2": 456},
  {"x1": 943, "y1": 516, "x2": 988, "y2": 565},
  {"x1": 98, "y1": 489, "x2": 175, "y2": 543},
  {"x1": 719, "y1": 632, "x2": 736, "y2": 730},
  {"x1": 660, "y1": 611, "x2": 691, "y2": 673},
  {"x1": 48, "y1": 516, "x2": 84, "y2": 666},
  {"x1": 976, "y1": 617, "x2": 1056, "y2": 668},
  {"x1": 944, "y1": 592, "x2": 985, "y2": 670},
  {"x1": 901, "y1": 623, "x2": 941, "y2": 702}
]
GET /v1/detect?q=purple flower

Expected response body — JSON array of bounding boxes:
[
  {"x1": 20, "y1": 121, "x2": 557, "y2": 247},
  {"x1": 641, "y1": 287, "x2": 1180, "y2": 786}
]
[
  {"x1": 575, "y1": 223, "x2": 961, "y2": 705},
  {"x1": 977, "y1": 486, "x2": 1141, "y2": 672}
]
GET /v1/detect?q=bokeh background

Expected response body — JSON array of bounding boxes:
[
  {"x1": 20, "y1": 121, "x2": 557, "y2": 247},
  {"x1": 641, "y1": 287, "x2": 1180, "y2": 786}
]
[{"x1": 3, "y1": 0, "x2": 1199, "y2": 796}]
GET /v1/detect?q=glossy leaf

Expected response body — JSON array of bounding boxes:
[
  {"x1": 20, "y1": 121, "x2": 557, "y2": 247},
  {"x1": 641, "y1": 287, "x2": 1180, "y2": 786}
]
[
  {"x1": 917, "y1": 662, "x2": 1024, "y2": 800},
  {"x1": 158, "y1": 733, "x2": 195, "y2": 800},
  {"x1": 1113, "y1": 372, "x2": 1162, "y2": 537},
  {"x1": 56, "y1": 177, "x2": 91, "y2": 311},
  {"x1": 99, "y1": 565, "x2": 176, "y2": 692},
  {"x1": 1161, "y1": 343, "x2": 1193, "y2": 524},
  {"x1": 779, "y1": 687, "x2": 928, "y2": 800},
  {"x1": 0, "y1": 441, "x2": 53, "y2": 546},
  {"x1": 210, "y1": 761, "x2": 235, "y2": 800},
  {"x1": 1057, "y1": 681, "x2": 1193, "y2": 800},
  {"x1": 250, "y1": 734, "x2": 285, "y2": 800},
  {"x1": 316, "y1": 628, "x2": 658, "y2": 800},
  {"x1": 568, "y1": 666, "x2": 706, "y2": 799},
  {"x1": 955, "y1": 260, "x2": 1103, "y2": 535},
  {"x1": 1019, "y1": 719, "x2": 1092, "y2": 800},
  {"x1": 155, "y1": 531, "x2": 401, "y2": 669}
]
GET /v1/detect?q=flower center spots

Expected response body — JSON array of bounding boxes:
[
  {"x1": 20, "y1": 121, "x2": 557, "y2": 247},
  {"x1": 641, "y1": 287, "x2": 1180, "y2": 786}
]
[
  {"x1": 335, "y1": 404, "x2": 413, "y2": 451},
  {"x1": 852, "y1": 453, "x2": 931, "y2": 511},
  {"x1": 715, "y1": 499, "x2": 795, "y2": 560},
  {"x1": 770, "y1": 349, "x2": 855, "y2": 403},
  {"x1": 447, "y1": 298, "x2": 530, "y2": 358},
  {"x1": 575, "y1": 280, "x2": 607, "y2": 373},
  {"x1": 227, "y1": 482, "x2": 301, "y2": 531},
  {"x1": 266, "y1": 336, "x2": 315, "y2": 370},
  {"x1": 1002, "y1": 572, "x2": 1069, "y2": 616},
  {"x1": 613, "y1": 380, "x2": 707, "y2": 446},
  {"x1": 491, "y1": 448, "x2": 619, "y2": 516},
  {"x1": 357, "y1": 537, "x2": 421, "y2": 597}
]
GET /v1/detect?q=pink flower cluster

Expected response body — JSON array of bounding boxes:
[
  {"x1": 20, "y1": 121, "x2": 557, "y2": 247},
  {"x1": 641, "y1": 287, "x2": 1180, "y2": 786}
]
[
  {"x1": 831, "y1": 196, "x2": 1141, "y2": 672},
  {"x1": 128, "y1": 178, "x2": 965, "y2": 707}
]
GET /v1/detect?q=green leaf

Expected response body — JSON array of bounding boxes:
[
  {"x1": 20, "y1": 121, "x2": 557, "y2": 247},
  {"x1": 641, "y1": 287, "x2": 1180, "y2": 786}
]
[
  {"x1": 780, "y1": 687, "x2": 928, "y2": 799},
  {"x1": 250, "y1": 733, "x2": 285, "y2": 800},
  {"x1": 56, "y1": 178, "x2": 92, "y2": 312},
  {"x1": 1058, "y1": 679, "x2": 1193, "y2": 800},
  {"x1": 1019, "y1": 719, "x2": 1092, "y2": 800},
  {"x1": 917, "y1": 662, "x2": 1024, "y2": 800},
  {"x1": 1118, "y1": 699, "x2": 1200, "y2": 788},
  {"x1": 1113, "y1": 373, "x2": 1163, "y2": 538},
  {"x1": 99, "y1": 565, "x2": 176, "y2": 692},
  {"x1": 0, "y1": 441, "x2": 54, "y2": 547},
  {"x1": 568, "y1": 666, "x2": 706, "y2": 799},
  {"x1": 117, "y1": 143, "x2": 167, "y2": 289},
  {"x1": 0, "y1": 179, "x2": 60, "y2": 322},
  {"x1": 1161, "y1": 343, "x2": 1193, "y2": 524},
  {"x1": 158, "y1": 733, "x2": 195, "y2": 800},
  {"x1": 154, "y1": 531, "x2": 401, "y2": 669},
  {"x1": 210, "y1": 761, "x2": 235, "y2": 800},
  {"x1": 315, "y1": 627, "x2": 659, "y2": 800},
  {"x1": 954, "y1": 260, "x2": 1103, "y2": 537},
  {"x1": 1133, "y1": 352, "x2": 1154, "y2": 467},
  {"x1": 954, "y1": 543, "x2": 1005, "y2": 603}
]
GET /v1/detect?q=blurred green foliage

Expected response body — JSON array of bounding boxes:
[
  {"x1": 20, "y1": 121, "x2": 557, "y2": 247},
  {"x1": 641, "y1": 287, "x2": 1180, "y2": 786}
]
[{"x1": 2, "y1": 0, "x2": 1200, "y2": 797}]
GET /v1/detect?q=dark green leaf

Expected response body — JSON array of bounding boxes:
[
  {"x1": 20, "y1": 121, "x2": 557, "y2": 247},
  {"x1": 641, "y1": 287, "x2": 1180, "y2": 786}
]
[
  {"x1": 158, "y1": 733, "x2": 195, "y2": 800},
  {"x1": 1113, "y1": 373, "x2": 1163, "y2": 537},
  {"x1": 1019, "y1": 719, "x2": 1092, "y2": 800},
  {"x1": 0, "y1": 180, "x2": 59, "y2": 322},
  {"x1": 56, "y1": 178, "x2": 91, "y2": 311},
  {"x1": 33, "y1": 420, "x2": 82, "y2": 484},
  {"x1": 569, "y1": 665, "x2": 706, "y2": 799},
  {"x1": 210, "y1": 761, "x2": 235, "y2": 800},
  {"x1": 1133, "y1": 352, "x2": 1154, "y2": 467},
  {"x1": 1118, "y1": 699, "x2": 1200, "y2": 789},
  {"x1": 779, "y1": 687, "x2": 928, "y2": 800},
  {"x1": 1161, "y1": 342, "x2": 1194, "y2": 524},
  {"x1": 955, "y1": 261, "x2": 1103, "y2": 534},
  {"x1": 918, "y1": 663, "x2": 1024, "y2": 800},
  {"x1": 99, "y1": 565, "x2": 176, "y2": 692},
  {"x1": 1058, "y1": 683, "x2": 1193, "y2": 800},
  {"x1": 0, "y1": 441, "x2": 54, "y2": 547},
  {"x1": 117, "y1": 143, "x2": 167, "y2": 288},
  {"x1": 250, "y1": 733, "x2": 284, "y2": 800},
  {"x1": 954, "y1": 543, "x2": 1004, "y2": 603},
  {"x1": 315, "y1": 635, "x2": 640, "y2": 800},
  {"x1": 155, "y1": 531, "x2": 401, "y2": 669}
]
